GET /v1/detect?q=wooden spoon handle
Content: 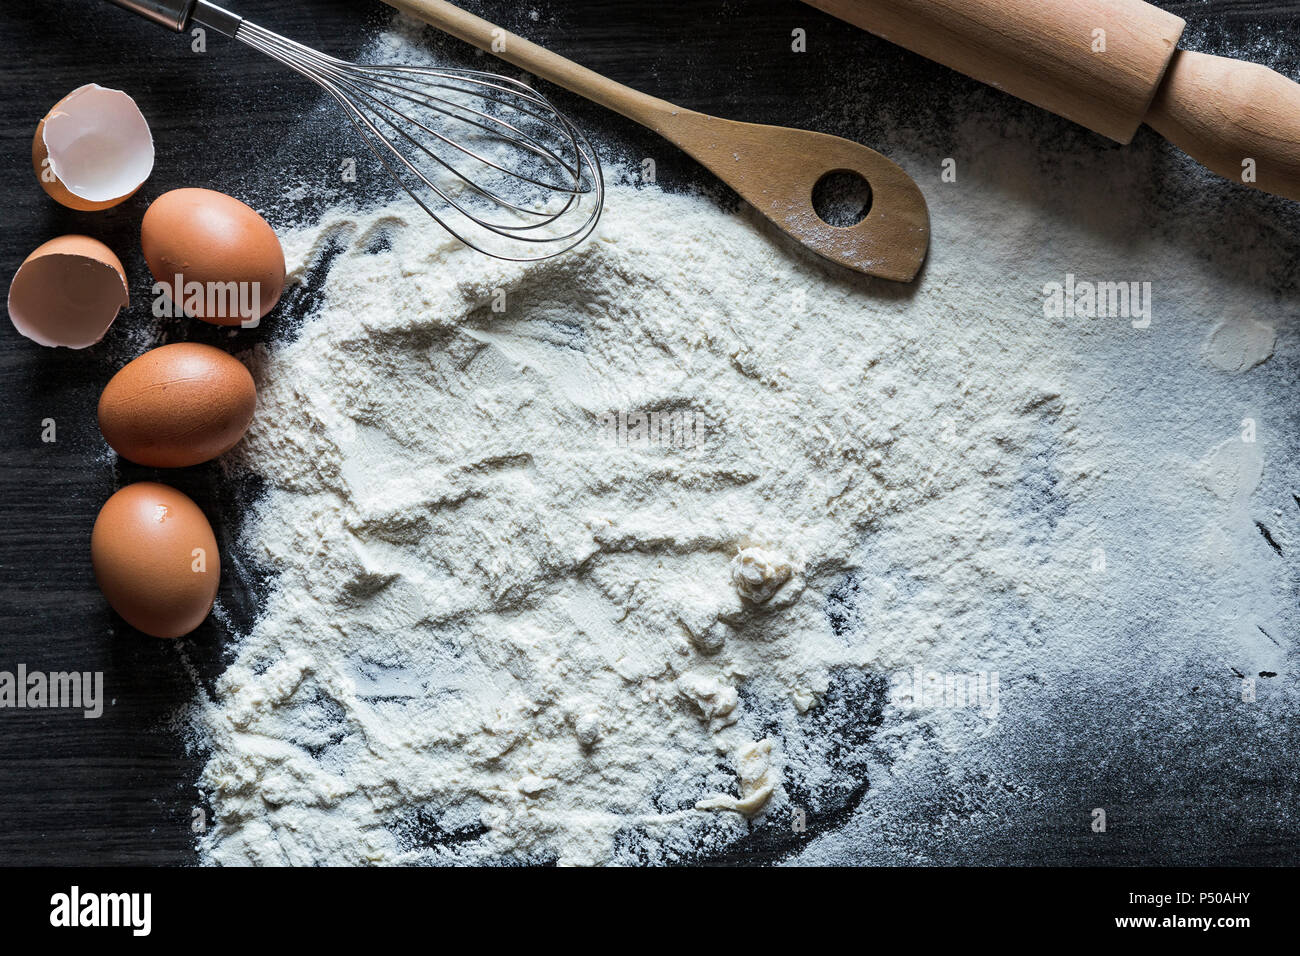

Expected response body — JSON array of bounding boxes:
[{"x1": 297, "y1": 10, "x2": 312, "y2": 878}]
[
  {"x1": 381, "y1": 0, "x2": 678, "y2": 129},
  {"x1": 1145, "y1": 50, "x2": 1300, "y2": 202}
]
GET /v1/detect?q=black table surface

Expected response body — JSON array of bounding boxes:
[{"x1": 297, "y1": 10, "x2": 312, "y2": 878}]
[{"x1": 0, "y1": 0, "x2": 1296, "y2": 866}]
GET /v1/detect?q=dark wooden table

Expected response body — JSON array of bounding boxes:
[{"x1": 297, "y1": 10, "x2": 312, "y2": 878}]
[{"x1": 0, "y1": 0, "x2": 1296, "y2": 866}]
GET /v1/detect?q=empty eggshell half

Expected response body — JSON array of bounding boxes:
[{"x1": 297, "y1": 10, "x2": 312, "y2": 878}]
[
  {"x1": 33, "y1": 84, "x2": 154, "y2": 211},
  {"x1": 7, "y1": 235, "x2": 129, "y2": 348}
]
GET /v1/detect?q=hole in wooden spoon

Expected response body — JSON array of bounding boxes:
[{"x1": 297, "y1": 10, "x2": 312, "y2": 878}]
[{"x1": 812, "y1": 169, "x2": 873, "y2": 227}]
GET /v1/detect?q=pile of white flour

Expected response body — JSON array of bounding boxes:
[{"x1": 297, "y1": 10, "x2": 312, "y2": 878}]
[
  {"x1": 189, "y1": 18, "x2": 1290, "y2": 867},
  {"x1": 193, "y1": 173, "x2": 1096, "y2": 864}
]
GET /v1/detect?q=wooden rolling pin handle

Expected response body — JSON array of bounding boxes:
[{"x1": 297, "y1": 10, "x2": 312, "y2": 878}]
[{"x1": 1145, "y1": 49, "x2": 1300, "y2": 202}]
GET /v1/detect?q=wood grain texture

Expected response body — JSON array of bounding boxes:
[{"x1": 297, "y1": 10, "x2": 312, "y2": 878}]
[{"x1": 0, "y1": 0, "x2": 1297, "y2": 867}]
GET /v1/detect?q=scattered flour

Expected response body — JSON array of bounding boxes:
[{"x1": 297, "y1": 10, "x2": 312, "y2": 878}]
[
  {"x1": 193, "y1": 170, "x2": 1093, "y2": 865},
  {"x1": 188, "y1": 16, "x2": 1289, "y2": 867},
  {"x1": 1205, "y1": 316, "x2": 1276, "y2": 373}
]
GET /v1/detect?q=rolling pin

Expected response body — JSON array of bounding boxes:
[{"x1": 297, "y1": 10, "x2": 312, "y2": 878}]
[{"x1": 802, "y1": 0, "x2": 1300, "y2": 201}]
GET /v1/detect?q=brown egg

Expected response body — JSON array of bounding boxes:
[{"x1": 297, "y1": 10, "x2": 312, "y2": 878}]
[
  {"x1": 91, "y1": 482, "x2": 220, "y2": 639},
  {"x1": 141, "y1": 188, "x2": 285, "y2": 327},
  {"x1": 98, "y1": 342, "x2": 256, "y2": 467}
]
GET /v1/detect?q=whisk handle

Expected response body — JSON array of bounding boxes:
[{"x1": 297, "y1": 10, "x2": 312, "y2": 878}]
[
  {"x1": 104, "y1": 0, "x2": 243, "y2": 36},
  {"x1": 103, "y1": 0, "x2": 193, "y2": 30},
  {"x1": 382, "y1": 0, "x2": 679, "y2": 130}
]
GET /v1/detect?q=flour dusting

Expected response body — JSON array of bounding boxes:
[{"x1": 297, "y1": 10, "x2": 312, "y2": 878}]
[
  {"x1": 187, "y1": 15, "x2": 1295, "y2": 867},
  {"x1": 190, "y1": 155, "x2": 1098, "y2": 865}
]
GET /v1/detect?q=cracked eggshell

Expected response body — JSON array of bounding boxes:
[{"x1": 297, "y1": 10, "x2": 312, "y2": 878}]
[
  {"x1": 33, "y1": 84, "x2": 154, "y2": 211},
  {"x1": 7, "y1": 235, "x2": 129, "y2": 348}
]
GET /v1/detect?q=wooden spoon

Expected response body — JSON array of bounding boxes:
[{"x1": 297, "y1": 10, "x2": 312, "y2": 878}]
[{"x1": 382, "y1": 0, "x2": 930, "y2": 282}]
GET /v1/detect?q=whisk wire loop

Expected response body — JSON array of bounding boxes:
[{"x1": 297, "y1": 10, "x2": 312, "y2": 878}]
[{"x1": 233, "y1": 19, "x2": 603, "y2": 261}]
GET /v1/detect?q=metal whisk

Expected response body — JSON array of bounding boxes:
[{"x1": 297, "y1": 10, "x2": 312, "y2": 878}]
[{"x1": 107, "y1": 0, "x2": 604, "y2": 260}]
